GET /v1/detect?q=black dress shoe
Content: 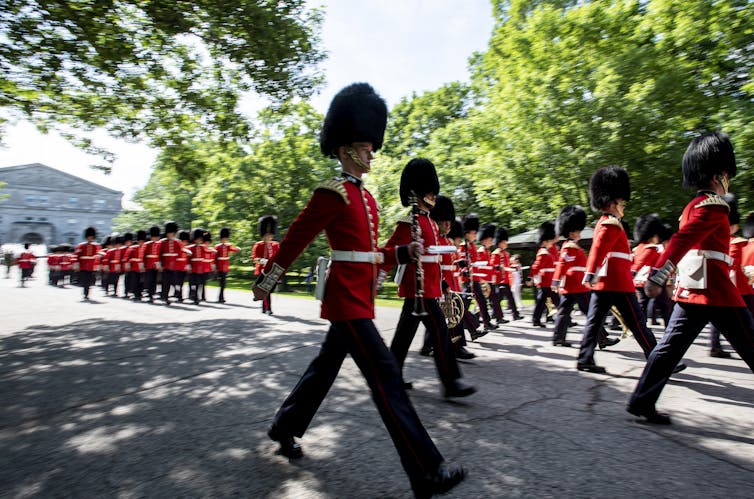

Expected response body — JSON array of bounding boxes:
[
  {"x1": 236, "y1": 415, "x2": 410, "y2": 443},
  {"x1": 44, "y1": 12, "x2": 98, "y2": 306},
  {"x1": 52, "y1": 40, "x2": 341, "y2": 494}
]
[
  {"x1": 513, "y1": 314, "x2": 523, "y2": 321},
  {"x1": 411, "y1": 463, "x2": 466, "y2": 498},
  {"x1": 444, "y1": 381, "x2": 476, "y2": 398},
  {"x1": 498, "y1": 318, "x2": 510, "y2": 324},
  {"x1": 419, "y1": 347, "x2": 433, "y2": 357},
  {"x1": 576, "y1": 362, "x2": 606, "y2": 374},
  {"x1": 268, "y1": 426, "x2": 303, "y2": 459},
  {"x1": 403, "y1": 381, "x2": 414, "y2": 390},
  {"x1": 672, "y1": 362, "x2": 687, "y2": 374},
  {"x1": 485, "y1": 322, "x2": 498, "y2": 330},
  {"x1": 456, "y1": 347, "x2": 476, "y2": 359},
  {"x1": 553, "y1": 340, "x2": 572, "y2": 347},
  {"x1": 598, "y1": 337, "x2": 621, "y2": 350},
  {"x1": 532, "y1": 321, "x2": 546, "y2": 328},
  {"x1": 470, "y1": 329, "x2": 487, "y2": 341},
  {"x1": 710, "y1": 348, "x2": 732, "y2": 358},
  {"x1": 627, "y1": 405, "x2": 672, "y2": 425}
]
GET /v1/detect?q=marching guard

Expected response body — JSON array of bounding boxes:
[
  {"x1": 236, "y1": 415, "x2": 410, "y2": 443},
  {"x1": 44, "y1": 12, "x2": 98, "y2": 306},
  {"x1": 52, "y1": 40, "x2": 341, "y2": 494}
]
[
  {"x1": 142, "y1": 226, "x2": 162, "y2": 303},
  {"x1": 382, "y1": 158, "x2": 476, "y2": 397},
  {"x1": 74, "y1": 227, "x2": 101, "y2": 300},
  {"x1": 629, "y1": 131, "x2": 754, "y2": 424},
  {"x1": 252, "y1": 83, "x2": 466, "y2": 497},
  {"x1": 159, "y1": 221, "x2": 184, "y2": 305},
  {"x1": 253, "y1": 216, "x2": 280, "y2": 314},
  {"x1": 215, "y1": 227, "x2": 240, "y2": 303},
  {"x1": 530, "y1": 222, "x2": 558, "y2": 328}
]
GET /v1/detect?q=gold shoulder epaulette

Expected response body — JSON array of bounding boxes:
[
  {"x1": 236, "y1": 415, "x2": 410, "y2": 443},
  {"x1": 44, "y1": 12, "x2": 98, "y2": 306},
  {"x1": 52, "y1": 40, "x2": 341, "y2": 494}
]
[
  {"x1": 492, "y1": 248, "x2": 503, "y2": 255},
  {"x1": 398, "y1": 211, "x2": 412, "y2": 225},
  {"x1": 563, "y1": 240, "x2": 580, "y2": 249},
  {"x1": 694, "y1": 193, "x2": 729, "y2": 211},
  {"x1": 316, "y1": 178, "x2": 350, "y2": 205},
  {"x1": 601, "y1": 217, "x2": 623, "y2": 227}
]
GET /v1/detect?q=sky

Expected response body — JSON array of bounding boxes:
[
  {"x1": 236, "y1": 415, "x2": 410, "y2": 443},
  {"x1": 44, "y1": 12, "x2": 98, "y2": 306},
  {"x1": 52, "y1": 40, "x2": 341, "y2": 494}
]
[{"x1": 0, "y1": 0, "x2": 494, "y2": 202}]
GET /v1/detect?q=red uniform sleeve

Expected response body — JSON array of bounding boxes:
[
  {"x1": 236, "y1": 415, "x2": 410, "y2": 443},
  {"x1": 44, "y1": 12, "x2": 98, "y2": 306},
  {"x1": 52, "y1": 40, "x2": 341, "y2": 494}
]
[
  {"x1": 585, "y1": 223, "x2": 619, "y2": 274},
  {"x1": 655, "y1": 204, "x2": 728, "y2": 269}
]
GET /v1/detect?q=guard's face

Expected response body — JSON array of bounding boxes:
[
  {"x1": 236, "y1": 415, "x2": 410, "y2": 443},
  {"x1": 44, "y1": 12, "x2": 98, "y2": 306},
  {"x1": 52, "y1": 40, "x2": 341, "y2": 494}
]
[
  {"x1": 341, "y1": 142, "x2": 374, "y2": 174},
  {"x1": 437, "y1": 220, "x2": 451, "y2": 235}
]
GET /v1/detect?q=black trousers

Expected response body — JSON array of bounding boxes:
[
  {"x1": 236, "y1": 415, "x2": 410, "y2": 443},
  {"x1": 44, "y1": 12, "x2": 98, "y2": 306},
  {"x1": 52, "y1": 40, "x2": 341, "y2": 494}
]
[
  {"x1": 554, "y1": 292, "x2": 610, "y2": 344},
  {"x1": 273, "y1": 319, "x2": 444, "y2": 481},
  {"x1": 472, "y1": 281, "x2": 492, "y2": 326},
  {"x1": 497, "y1": 283, "x2": 519, "y2": 316},
  {"x1": 189, "y1": 273, "x2": 206, "y2": 303},
  {"x1": 630, "y1": 302, "x2": 754, "y2": 410},
  {"x1": 578, "y1": 291, "x2": 657, "y2": 365},
  {"x1": 217, "y1": 271, "x2": 228, "y2": 301},
  {"x1": 391, "y1": 298, "x2": 461, "y2": 389},
  {"x1": 532, "y1": 286, "x2": 558, "y2": 325},
  {"x1": 710, "y1": 294, "x2": 754, "y2": 349},
  {"x1": 127, "y1": 271, "x2": 143, "y2": 298},
  {"x1": 174, "y1": 271, "x2": 186, "y2": 300},
  {"x1": 638, "y1": 286, "x2": 672, "y2": 326},
  {"x1": 144, "y1": 268, "x2": 159, "y2": 299},
  {"x1": 79, "y1": 270, "x2": 94, "y2": 298},
  {"x1": 161, "y1": 269, "x2": 177, "y2": 300}
]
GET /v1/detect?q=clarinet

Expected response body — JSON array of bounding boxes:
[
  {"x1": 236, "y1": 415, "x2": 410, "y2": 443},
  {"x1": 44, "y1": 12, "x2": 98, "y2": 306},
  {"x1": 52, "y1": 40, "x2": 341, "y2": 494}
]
[{"x1": 409, "y1": 191, "x2": 428, "y2": 317}]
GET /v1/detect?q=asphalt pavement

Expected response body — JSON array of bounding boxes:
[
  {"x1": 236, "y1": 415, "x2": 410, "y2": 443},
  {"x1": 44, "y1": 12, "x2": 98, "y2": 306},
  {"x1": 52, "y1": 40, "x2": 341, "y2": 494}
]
[{"x1": 1, "y1": 265, "x2": 753, "y2": 498}]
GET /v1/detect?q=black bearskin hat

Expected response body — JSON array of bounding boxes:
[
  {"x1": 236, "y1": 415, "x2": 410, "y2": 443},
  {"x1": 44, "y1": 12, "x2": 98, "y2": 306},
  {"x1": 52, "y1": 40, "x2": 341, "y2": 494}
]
[
  {"x1": 84, "y1": 226, "x2": 96, "y2": 238},
  {"x1": 123, "y1": 232, "x2": 134, "y2": 242},
  {"x1": 136, "y1": 230, "x2": 147, "y2": 241},
  {"x1": 178, "y1": 230, "x2": 190, "y2": 242},
  {"x1": 723, "y1": 193, "x2": 740, "y2": 225},
  {"x1": 538, "y1": 221, "x2": 556, "y2": 244},
  {"x1": 494, "y1": 227, "x2": 509, "y2": 246},
  {"x1": 320, "y1": 82, "x2": 388, "y2": 158},
  {"x1": 258, "y1": 215, "x2": 278, "y2": 238},
  {"x1": 191, "y1": 228, "x2": 205, "y2": 242},
  {"x1": 742, "y1": 213, "x2": 754, "y2": 239},
  {"x1": 219, "y1": 227, "x2": 231, "y2": 239},
  {"x1": 633, "y1": 214, "x2": 663, "y2": 243},
  {"x1": 478, "y1": 223, "x2": 497, "y2": 242},
  {"x1": 164, "y1": 220, "x2": 178, "y2": 234},
  {"x1": 430, "y1": 195, "x2": 455, "y2": 223},
  {"x1": 448, "y1": 220, "x2": 463, "y2": 240},
  {"x1": 149, "y1": 225, "x2": 161, "y2": 238},
  {"x1": 659, "y1": 223, "x2": 674, "y2": 243},
  {"x1": 682, "y1": 131, "x2": 737, "y2": 188},
  {"x1": 102, "y1": 235, "x2": 112, "y2": 247},
  {"x1": 556, "y1": 205, "x2": 587, "y2": 238},
  {"x1": 462, "y1": 213, "x2": 479, "y2": 234},
  {"x1": 589, "y1": 166, "x2": 631, "y2": 211},
  {"x1": 399, "y1": 158, "x2": 440, "y2": 207},
  {"x1": 203, "y1": 230, "x2": 212, "y2": 243}
]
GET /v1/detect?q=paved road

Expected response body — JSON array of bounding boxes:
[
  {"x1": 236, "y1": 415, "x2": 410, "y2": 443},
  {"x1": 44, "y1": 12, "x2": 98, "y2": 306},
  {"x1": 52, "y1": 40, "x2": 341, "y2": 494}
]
[{"x1": 1, "y1": 267, "x2": 753, "y2": 498}]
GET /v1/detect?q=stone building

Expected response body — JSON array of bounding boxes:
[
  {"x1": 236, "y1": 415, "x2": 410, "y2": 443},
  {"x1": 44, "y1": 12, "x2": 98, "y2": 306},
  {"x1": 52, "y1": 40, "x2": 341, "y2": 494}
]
[{"x1": 0, "y1": 163, "x2": 122, "y2": 245}]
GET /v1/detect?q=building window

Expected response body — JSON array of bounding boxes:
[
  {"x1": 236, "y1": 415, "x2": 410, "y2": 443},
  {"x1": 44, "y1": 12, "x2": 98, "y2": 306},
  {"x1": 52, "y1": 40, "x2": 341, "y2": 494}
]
[
  {"x1": 25, "y1": 194, "x2": 36, "y2": 204},
  {"x1": 68, "y1": 219, "x2": 77, "y2": 225},
  {"x1": 94, "y1": 199, "x2": 106, "y2": 209},
  {"x1": 97, "y1": 220, "x2": 105, "y2": 225},
  {"x1": 38, "y1": 217, "x2": 47, "y2": 221},
  {"x1": 68, "y1": 197, "x2": 78, "y2": 207},
  {"x1": 25, "y1": 216, "x2": 34, "y2": 221},
  {"x1": 38, "y1": 195, "x2": 49, "y2": 205}
]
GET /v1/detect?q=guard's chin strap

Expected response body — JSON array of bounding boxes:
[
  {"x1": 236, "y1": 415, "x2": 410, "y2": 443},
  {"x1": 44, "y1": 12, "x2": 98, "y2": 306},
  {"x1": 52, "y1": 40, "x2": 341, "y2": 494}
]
[
  {"x1": 344, "y1": 147, "x2": 370, "y2": 173},
  {"x1": 721, "y1": 175, "x2": 729, "y2": 194}
]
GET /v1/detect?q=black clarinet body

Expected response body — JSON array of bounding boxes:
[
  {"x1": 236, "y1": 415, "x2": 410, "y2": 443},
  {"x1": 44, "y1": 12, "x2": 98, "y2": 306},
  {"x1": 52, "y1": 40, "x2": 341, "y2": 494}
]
[{"x1": 409, "y1": 191, "x2": 428, "y2": 317}]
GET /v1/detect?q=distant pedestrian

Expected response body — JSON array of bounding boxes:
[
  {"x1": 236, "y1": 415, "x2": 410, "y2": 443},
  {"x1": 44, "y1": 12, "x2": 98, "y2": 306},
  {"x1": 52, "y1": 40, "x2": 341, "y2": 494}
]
[{"x1": 16, "y1": 243, "x2": 36, "y2": 287}]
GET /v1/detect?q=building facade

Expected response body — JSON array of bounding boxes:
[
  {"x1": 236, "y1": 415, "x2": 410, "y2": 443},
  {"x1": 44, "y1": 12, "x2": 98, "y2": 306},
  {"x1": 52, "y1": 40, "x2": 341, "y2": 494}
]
[{"x1": 0, "y1": 163, "x2": 123, "y2": 245}]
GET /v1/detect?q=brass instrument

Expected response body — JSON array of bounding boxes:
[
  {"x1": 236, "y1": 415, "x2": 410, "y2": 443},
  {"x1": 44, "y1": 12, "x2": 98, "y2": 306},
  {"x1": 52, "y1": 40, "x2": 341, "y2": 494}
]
[
  {"x1": 480, "y1": 281, "x2": 491, "y2": 298},
  {"x1": 409, "y1": 191, "x2": 428, "y2": 317},
  {"x1": 546, "y1": 296, "x2": 557, "y2": 318},
  {"x1": 610, "y1": 306, "x2": 633, "y2": 339},
  {"x1": 440, "y1": 291, "x2": 466, "y2": 329}
]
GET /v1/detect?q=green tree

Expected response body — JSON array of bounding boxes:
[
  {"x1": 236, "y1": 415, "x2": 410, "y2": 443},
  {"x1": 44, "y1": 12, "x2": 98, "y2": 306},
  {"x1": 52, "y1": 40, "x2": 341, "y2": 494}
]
[{"x1": 0, "y1": 0, "x2": 324, "y2": 170}]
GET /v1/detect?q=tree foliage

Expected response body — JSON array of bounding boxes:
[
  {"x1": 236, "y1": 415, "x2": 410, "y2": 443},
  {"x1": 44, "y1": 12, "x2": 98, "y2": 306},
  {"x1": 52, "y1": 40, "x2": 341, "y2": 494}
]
[{"x1": 0, "y1": 0, "x2": 324, "y2": 170}]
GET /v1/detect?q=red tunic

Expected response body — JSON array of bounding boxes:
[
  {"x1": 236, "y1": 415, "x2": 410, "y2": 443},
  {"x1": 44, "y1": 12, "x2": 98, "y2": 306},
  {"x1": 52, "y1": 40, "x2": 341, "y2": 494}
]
[
  {"x1": 531, "y1": 247, "x2": 556, "y2": 288},
  {"x1": 252, "y1": 241, "x2": 280, "y2": 275},
  {"x1": 741, "y1": 240, "x2": 754, "y2": 289},
  {"x1": 438, "y1": 235, "x2": 460, "y2": 292},
  {"x1": 489, "y1": 248, "x2": 512, "y2": 285},
  {"x1": 75, "y1": 242, "x2": 102, "y2": 271},
  {"x1": 143, "y1": 240, "x2": 161, "y2": 270},
  {"x1": 473, "y1": 245, "x2": 493, "y2": 283},
  {"x1": 202, "y1": 244, "x2": 216, "y2": 273},
  {"x1": 186, "y1": 244, "x2": 211, "y2": 274},
  {"x1": 47, "y1": 254, "x2": 60, "y2": 270},
  {"x1": 553, "y1": 240, "x2": 589, "y2": 294},
  {"x1": 17, "y1": 251, "x2": 36, "y2": 269},
  {"x1": 105, "y1": 247, "x2": 124, "y2": 273},
  {"x1": 585, "y1": 215, "x2": 634, "y2": 292},
  {"x1": 383, "y1": 212, "x2": 442, "y2": 299},
  {"x1": 61, "y1": 253, "x2": 73, "y2": 271},
  {"x1": 456, "y1": 240, "x2": 477, "y2": 288},
  {"x1": 729, "y1": 237, "x2": 752, "y2": 296},
  {"x1": 126, "y1": 244, "x2": 146, "y2": 272},
  {"x1": 654, "y1": 193, "x2": 743, "y2": 307},
  {"x1": 121, "y1": 245, "x2": 133, "y2": 272},
  {"x1": 261, "y1": 176, "x2": 401, "y2": 321},
  {"x1": 159, "y1": 238, "x2": 185, "y2": 271},
  {"x1": 214, "y1": 242, "x2": 240, "y2": 272},
  {"x1": 632, "y1": 243, "x2": 662, "y2": 288},
  {"x1": 175, "y1": 247, "x2": 190, "y2": 272}
]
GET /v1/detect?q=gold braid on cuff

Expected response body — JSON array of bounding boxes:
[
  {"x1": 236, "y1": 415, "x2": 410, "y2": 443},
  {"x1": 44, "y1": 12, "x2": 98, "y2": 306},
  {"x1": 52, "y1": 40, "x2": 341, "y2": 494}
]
[{"x1": 258, "y1": 263, "x2": 285, "y2": 292}]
